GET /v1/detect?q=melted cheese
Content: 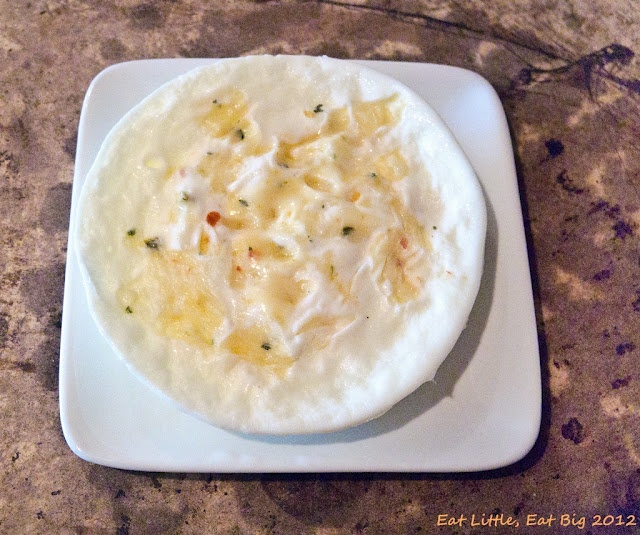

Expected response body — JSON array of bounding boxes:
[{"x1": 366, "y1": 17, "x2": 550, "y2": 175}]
[
  {"x1": 123, "y1": 90, "x2": 431, "y2": 367},
  {"x1": 115, "y1": 251, "x2": 224, "y2": 347}
]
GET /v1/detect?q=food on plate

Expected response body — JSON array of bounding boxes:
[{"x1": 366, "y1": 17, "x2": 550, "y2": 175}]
[{"x1": 75, "y1": 55, "x2": 486, "y2": 434}]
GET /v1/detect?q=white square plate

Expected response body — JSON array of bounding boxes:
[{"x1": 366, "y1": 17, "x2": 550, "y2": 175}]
[{"x1": 60, "y1": 59, "x2": 540, "y2": 472}]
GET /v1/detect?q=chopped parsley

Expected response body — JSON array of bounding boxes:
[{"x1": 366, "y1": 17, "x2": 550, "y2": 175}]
[
  {"x1": 369, "y1": 172, "x2": 377, "y2": 178},
  {"x1": 144, "y1": 237, "x2": 160, "y2": 249},
  {"x1": 180, "y1": 191, "x2": 190, "y2": 201},
  {"x1": 313, "y1": 103, "x2": 324, "y2": 113},
  {"x1": 126, "y1": 228, "x2": 136, "y2": 236},
  {"x1": 239, "y1": 198, "x2": 249, "y2": 207},
  {"x1": 261, "y1": 342, "x2": 271, "y2": 351},
  {"x1": 342, "y1": 226, "x2": 354, "y2": 236},
  {"x1": 236, "y1": 129, "x2": 245, "y2": 140},
  {"x1": 125, "y1": 306, "x2": 133, "y2": 314}
]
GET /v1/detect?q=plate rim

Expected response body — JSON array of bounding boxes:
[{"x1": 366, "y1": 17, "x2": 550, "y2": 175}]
[{"x1": 59, "y1": 57, "x2": 541, "y2": 473}]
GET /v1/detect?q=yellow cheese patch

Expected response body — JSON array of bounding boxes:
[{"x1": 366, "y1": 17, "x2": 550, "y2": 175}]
[{"x1": 117, "y1": 251, "x2": 223, "y2": 347}]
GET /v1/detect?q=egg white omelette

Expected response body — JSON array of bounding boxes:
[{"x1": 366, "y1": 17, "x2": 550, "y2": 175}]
[{"x1": 76, "y1": 55, "x2": 486, "y2": 434}]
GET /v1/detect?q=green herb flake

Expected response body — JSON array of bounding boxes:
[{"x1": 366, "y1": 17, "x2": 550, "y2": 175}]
[
  {"x1": 369, "y1": 172, "x2": 377, "y2": 178},
  {"x1": 239, "y1": 199, "x2": 249, "y2": 207},
  {"x1": 261, "y1": 342, "x2": 271, "y2": 351},
  {"x1": 432, "y1": 225, "x2": 437, "y2": 230},
  {"x1": 342, "y1": 226, "x2": 354, "y2": 236},
  {"x1": 236, "y1": 129, "x2": 245, "y2": 140},
  {"x1": 125, "y1": 306, "x2": 133, "y2": 314},
  {"x1": 144, "y1": 237, "x2": 160, "y2": 249},
  {"x1": 180, "y1": 191, "x2": 190, "y2": 201},
  {"x1": 313, "y1": 103, "x2": 324, "y2": 113},
  {"x1": 126, "y1": 228, "x2": 136, "y2": 236}
]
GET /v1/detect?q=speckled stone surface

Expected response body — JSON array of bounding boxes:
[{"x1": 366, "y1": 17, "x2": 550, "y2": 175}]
[{"x1": 1, "y1": 1, "x2": 640, "y2": 533}]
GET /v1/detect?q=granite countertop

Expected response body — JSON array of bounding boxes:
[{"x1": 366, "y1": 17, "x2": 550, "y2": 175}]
[{"x1": 1, "y1": 1, "x2": 639, "y2": 533}]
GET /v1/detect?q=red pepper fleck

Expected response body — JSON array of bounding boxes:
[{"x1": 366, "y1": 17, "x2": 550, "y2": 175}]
[
  {"x1": 400, "y1": 236, "x2": 408, "y2": 249},
  {"x1": 235, "y1": 265, "x2": 242, "y2": 272},
  {"x1": 206, "y1": 211, "x2": 221, "y2": 226}
]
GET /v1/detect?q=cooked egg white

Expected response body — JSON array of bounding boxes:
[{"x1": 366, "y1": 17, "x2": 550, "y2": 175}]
[{"x1": 76, "y1": 55, "x2": 486, "y2": 434}]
